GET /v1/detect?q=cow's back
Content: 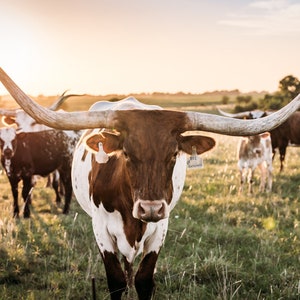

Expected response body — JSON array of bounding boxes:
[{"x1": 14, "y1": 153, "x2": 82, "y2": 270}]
[{"x1": 13, "y1": 130, "x2": 78, "y2": 177}]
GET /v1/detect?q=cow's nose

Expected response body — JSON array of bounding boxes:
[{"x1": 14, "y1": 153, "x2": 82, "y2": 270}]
[
  {"x1": 134, "y1": 200, "x2": 168, "y2": 222},
  {"x1": 4, "y1": 148, "x2": 13, "y2": 158}
]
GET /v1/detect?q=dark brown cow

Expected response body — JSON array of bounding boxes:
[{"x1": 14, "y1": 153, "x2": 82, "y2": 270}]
[
  {"x1": 1, "y1": 68, "x2": 300, "y2": 299},
  {"x1": 0, "y1": 126, "x2": 80, "y2": 218},
  {"x1": 269, "y1": 112, "x2": 300, "y2": 171}
]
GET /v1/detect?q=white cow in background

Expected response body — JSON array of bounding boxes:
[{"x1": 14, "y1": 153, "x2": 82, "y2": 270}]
[{"x1": 237, "y1": 132, "x2": 273, "y2": 194}]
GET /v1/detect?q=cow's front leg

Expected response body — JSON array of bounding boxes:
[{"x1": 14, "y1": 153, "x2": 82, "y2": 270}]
[
  {"x1": 22, "y1": 176, "x2": 33, "y2": 218},
  {"x1": 247, "y1": 168, "x2": 254, "y2": 194},
  {"x1": 101, "y1": 250, "x2": 127, "y2": 300},
  {"x1": 135, "y1": 220, "x2": 167, "y2": 300},
  {"x1": 135, "y1": 251, "x2": 158, "y2": 300},
  {"x1": 238, "y1": 167, "x2": 246, "y2": 194},
  {"x1": 8, "y1": 177, "x2": 19, "y2": 218},
  {"x1": 92, "y1": 204, "x2": 128, "y2": 299}
]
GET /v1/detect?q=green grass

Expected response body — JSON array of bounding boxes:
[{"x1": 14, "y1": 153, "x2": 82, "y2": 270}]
[{"x1": 0, "y1": 133, "x2": 299, "y2": 299}]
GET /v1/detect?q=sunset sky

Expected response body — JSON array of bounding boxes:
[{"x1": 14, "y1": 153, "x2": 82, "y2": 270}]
[{"x1": 1, "y1": 0, "x2": 300, "y2": 96}]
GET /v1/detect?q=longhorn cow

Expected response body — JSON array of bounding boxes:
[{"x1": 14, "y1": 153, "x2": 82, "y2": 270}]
[
  {"x1": 218, "y1": 108, "x2": 300, "y2": 171},
  {"x1": 0, "y1": 126, "x2": 80, "y2": 218},
  {"x1": 1, "y1": 68, "x2": 300, "y2": 299},
  {"x1": 0, "y1": 91, "x2": 84, "y2": 218}
]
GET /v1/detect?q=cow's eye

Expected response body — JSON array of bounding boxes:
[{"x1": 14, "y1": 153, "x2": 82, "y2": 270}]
[
  {"x1": 172, "y1": 151, "x2": 178, "y2": 160},
  {"x1": 123, "y1": 148, "x2": 129, "y2": 159}
]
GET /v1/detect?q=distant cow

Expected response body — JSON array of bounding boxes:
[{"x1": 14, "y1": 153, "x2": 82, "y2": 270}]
[
  {"x1": 237, "y1": 133, "x2": 273, "y2": 194},
  {"x1": 268, "y1": 112, "x2": 300, "y2": 171},
  {"x1": 218, "y1": 108, "x2": 300, "y2": 171},
  {"x1": 0, "y1": 126, "x2": 80, "y2": 218},
  {"x1": 1, "y1": 68, "x2": 300, "y2": 300}
]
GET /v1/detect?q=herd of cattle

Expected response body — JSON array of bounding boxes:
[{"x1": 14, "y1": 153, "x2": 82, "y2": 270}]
[{"x1": 0, "y1": 67, "x2": 300, "y2": 299}]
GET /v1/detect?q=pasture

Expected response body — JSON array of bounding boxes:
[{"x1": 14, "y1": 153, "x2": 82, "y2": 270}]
[{"x1": 0, "y1": 94, "x2": 299, "y2": 299}]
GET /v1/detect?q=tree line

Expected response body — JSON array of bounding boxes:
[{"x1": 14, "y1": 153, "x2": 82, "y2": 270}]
[{"x1": 228, "y1": 75, "x2": 300, "y2": 112}]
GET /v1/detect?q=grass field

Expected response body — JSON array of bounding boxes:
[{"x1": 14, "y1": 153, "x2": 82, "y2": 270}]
[
  {"x1": 0, "y1": 133, "x2": 299, "y2": 299},
  {"x1": 0, "y1": 95, "x2": 299, "y2": 299}
]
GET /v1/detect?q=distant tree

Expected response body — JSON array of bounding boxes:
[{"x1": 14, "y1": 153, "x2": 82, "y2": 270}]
[
  {"x1": 235, "y1": 102, "x2": 258, "y2": 113},
  {"x1": 278, "y1": 75, "x2": 300, "y2": 99},
  {"x1": 236, "y1": 95, "x2": 252, "y2": 104},
  {"x1": 221, "y1": 95, "x2": 229, "y2": 104},
  {"x1": 258, "y1": 75, "x2": 300, "y2": 110},
  {"x1": 258, "y1": 93, "x2": 285, "y2": 110}
]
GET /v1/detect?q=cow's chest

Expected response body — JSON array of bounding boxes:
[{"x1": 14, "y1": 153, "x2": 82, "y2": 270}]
[{"x1": 91, "y1": 201, "x2": 168, "y2": 263}]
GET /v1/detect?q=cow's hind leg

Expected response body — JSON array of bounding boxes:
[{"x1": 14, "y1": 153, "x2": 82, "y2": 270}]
[
  {"x1": 101, "y1": 251, "x2": 127, "y2": 300},
  {"x1": 135, "y1": 251, "x2": 158, "y2": 300},
  {"x1": 258, "y1": 163, "x2": 267, "y2": 192},
  {"x1": 51, "y1": 171, "x2": 62, "y2": 205},
  {"x1": 266, "y1": 162, "x2": 273, "y2": 192},
  {"x1": 59, "y1": 171, "x2": 72, "y2": 214}
]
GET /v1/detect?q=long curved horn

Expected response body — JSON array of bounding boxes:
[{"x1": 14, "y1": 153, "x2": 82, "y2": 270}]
[
  {"x1": 1, "y1": 67, "x2": 300, "y2": 135},
  {"x1": 0, "y1": 90, "x2": 84, "y2": 116},
  {"x1": 0, "y1": 68, "x2": 115, "y2": 130},
  {"x1": 48, "y1": 90, "x2": 87, "y2": 111},
  {"x1": 186, "y1": 94, "x2": 300, "y2": 135}
]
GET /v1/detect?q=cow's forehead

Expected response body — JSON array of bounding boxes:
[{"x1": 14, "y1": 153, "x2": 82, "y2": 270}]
[
  {"x1": 114, "y1": 110, "x2": 188, "y2": 133},
  {"x1": 113, "y1": 111, "x2": 187, "y2": 159}
]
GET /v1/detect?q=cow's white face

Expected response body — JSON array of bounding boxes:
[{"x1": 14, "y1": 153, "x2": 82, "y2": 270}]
[
  {"x1": 246, "y1": 133, "x2": 270, "y2": 157},
  {"x1": 0, "y1": 127, "x2": 17, "y2": 158},
  {"x1": 0, "y1": 127, "x2": 17, "y2": 176}
]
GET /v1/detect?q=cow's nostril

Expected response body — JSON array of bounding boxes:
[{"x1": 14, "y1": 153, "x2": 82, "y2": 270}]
[{"x1": 138, "y1": 203, "x2": 146, "y2": 216}]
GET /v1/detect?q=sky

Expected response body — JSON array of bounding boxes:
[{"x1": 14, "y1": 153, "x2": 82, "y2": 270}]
[{"x1": 1, "y1": 0, "x2": 300, "y2": 96}]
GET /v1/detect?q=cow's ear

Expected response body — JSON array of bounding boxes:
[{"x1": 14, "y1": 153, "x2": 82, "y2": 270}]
[
  {"x1": 2, "y1": 116, "x2": 16, "y2": 126},
  {"x1": 85, "y1": 132, "x2": 121, "y2": 153},
  {"x1": 179, "y1": 135, "x2": 215, "y2": 155}
]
